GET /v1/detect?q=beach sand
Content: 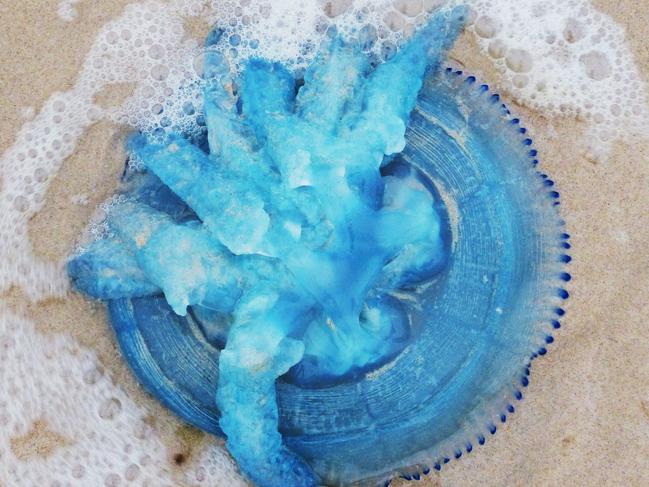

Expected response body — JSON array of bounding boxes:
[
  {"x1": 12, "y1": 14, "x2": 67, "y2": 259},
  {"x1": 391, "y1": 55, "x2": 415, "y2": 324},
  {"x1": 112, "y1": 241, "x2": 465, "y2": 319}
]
[{"x1": 1, "y1": 1, "x2": 648, "y2": 485}]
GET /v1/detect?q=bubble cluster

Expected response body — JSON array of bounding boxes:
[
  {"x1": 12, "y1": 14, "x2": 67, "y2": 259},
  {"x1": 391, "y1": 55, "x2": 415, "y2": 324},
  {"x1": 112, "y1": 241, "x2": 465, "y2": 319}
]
[
  {"x1": 0, "y1": 306, "x2": 244, "y2": 486},
  {"x1": 461, "y1": 0, "x2": 649, "y2": 161},
  {"x1": 57, "y1": 0, "x2": 82, "y2": 22}
]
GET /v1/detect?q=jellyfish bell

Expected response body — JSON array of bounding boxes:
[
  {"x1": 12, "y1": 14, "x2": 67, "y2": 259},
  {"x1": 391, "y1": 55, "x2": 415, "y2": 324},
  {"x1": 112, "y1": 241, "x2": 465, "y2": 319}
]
[{"x1": 68, "y1": 7, "x2": 570, "y2": 487}]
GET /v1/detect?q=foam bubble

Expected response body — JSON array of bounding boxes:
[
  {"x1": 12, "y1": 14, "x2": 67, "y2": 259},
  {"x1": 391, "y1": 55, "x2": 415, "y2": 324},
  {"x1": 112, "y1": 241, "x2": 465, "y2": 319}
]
[
  {"x1": 474, "y1": 15, "x2": 501, "y2": 38},
  {"x1": 57, "y1": 0, "x2": 81, "y2": 22},
  {"x1": 505, "y1": 48, "x2": 533, "y2": 73}
]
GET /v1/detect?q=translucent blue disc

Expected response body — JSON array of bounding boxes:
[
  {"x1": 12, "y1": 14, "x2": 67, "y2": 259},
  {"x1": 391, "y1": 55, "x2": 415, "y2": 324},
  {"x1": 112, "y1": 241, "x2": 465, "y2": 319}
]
[{"x1": 106, "y1": 67, "x2": 570, "y2": 485}]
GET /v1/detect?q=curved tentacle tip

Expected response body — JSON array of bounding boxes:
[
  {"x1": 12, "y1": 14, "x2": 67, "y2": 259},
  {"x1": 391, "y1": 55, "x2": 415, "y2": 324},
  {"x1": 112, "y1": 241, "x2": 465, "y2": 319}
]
[{"x1": 68, "y1": 8, "x2": 570, "y2": 487}]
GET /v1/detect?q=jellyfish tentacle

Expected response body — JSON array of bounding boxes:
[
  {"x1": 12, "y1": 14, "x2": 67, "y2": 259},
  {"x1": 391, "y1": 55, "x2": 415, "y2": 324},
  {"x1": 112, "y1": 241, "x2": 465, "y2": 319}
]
[
  {"x1": 130, "y1": 133, "x2": 273, "y2": 256},
  {"x1": 217, "y1": 288, "x2": 319, "y2": 487},
  {"x1": 203, "y1": 80, "x2": 258, "y2": 164},
  {"x1": 67, "y1": 237, "x2": 159, "y2": 299},
  {"x1": 202, "y1": 42, "x2": 282, "y2": 187},
  {"x1": 109, "y1": 202, "x2": 244, "y2": 316},
  {"x1": 295, "y1": 37, "x2": 370, "y2": 133},
  {"x1": 74, "y1": 201, "x2": 243, "y2": 316},
  {"x1": 239, "y1": 59, "x2": 296, "y2": 137},
  {"x1": 108, "y1": 200, "x2": 176, "y2": 247},
  {"x1": 123, "y1": 171, "x2": 196, "y2": 221},
  {"x1": 202, "y1": 39, "x2": 259, "y2": 168},
  {"x1": 67, "y1": 200, "x2": 175, "y2": 302},
  {"x1": 345, "y1": 6, "x2": 467, "y2": 157}
]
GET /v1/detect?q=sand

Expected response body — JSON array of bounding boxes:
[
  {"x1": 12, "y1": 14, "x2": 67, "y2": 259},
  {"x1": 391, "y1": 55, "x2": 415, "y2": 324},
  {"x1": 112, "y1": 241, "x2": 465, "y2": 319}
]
[{"x1": 1, "y1": 1, "x2": 648, "y2": 486}]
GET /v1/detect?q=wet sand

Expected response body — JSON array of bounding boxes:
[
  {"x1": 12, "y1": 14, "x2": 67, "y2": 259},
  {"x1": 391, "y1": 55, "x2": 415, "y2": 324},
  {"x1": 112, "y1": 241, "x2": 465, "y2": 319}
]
[{"x1": 1, "y1": 1, "x2": 649, "y2": 486}]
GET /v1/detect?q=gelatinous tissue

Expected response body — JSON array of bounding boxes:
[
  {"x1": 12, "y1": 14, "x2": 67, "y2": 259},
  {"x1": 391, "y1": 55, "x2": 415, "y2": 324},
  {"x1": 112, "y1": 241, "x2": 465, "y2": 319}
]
[{"x1": 67, "y1": 5, "x2": 570, "y2": 487}]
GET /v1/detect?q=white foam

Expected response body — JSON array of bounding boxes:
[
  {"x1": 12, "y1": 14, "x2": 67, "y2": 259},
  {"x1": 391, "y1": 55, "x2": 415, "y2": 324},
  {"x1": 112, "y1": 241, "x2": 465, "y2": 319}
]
[
  {"x1": 57, "y1": 0, "x2": 82, "y2": 22},
  {"x1": 461, "y1": 0, "x2": 649, "y2": 161},
  {"x1": 0, "y1": 306, "x2": 245, "y2": 486},
  {"x1": 0, "y1": 0, "x2": 647, "y2": 483}
]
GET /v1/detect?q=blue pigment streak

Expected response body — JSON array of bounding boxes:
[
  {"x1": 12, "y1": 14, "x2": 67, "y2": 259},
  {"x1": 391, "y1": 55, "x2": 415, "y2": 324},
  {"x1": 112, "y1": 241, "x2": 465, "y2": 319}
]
[{"x1": 68, "y1": 6, "x2": 570, "y2": 487}]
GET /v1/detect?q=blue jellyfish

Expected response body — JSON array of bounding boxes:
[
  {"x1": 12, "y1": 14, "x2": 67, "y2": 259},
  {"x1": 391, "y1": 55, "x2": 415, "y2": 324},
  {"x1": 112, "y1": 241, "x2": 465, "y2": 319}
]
[{"x1": 68, "y1": 6, "x2": 570, "y2": 487}]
